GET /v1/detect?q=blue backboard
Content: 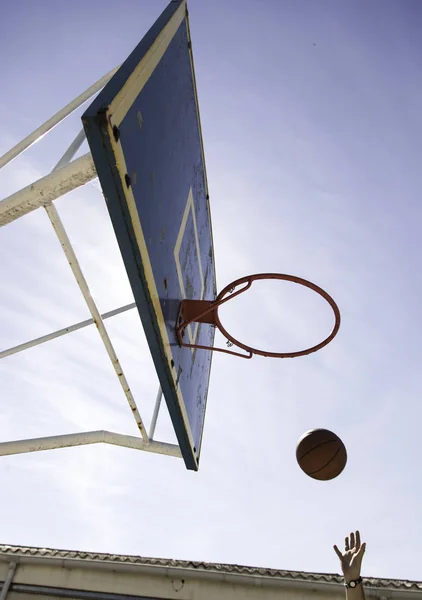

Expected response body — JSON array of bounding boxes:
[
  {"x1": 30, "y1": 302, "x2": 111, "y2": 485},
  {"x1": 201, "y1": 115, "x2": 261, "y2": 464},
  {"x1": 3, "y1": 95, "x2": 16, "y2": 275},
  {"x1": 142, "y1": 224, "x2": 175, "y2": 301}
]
[{"x1": 82, "y1": 0, "x2": 216, "y2": 470}]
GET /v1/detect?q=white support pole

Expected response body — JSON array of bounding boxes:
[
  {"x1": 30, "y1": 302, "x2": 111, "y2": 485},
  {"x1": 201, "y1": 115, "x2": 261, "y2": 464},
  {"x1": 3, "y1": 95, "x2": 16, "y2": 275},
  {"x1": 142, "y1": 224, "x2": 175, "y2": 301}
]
[
  {"x1": 0, "y1": 431, "x2": 182, "y2": 459},
  {"x1": 44, "y1": 201, "x2": 149, "y2": 442},
  {"x1": 0, "y1": 153, "x2": 96, "y2": 226},
  {"x1": 148, "y1": 387, "x2": 163, "y2": 440},
  {"x1": 0, "y1": 66, "x2": 119, "y2": 170},
  {"x1": 0, "y1": 66, "x2": 183, "y2": 462},
  {"x1": 0, "y1": 302, "x2": 136, "y2": 360},
  {"x1": 54, "y1": 128, "x2": 87, "y2": 170}
]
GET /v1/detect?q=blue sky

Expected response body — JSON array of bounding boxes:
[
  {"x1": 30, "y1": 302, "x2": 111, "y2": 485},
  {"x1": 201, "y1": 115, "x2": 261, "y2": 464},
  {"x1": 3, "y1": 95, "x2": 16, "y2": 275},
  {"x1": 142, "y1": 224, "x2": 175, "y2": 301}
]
[{"x1": 1, "y1": 0, "x2": 421, "y2": 582}]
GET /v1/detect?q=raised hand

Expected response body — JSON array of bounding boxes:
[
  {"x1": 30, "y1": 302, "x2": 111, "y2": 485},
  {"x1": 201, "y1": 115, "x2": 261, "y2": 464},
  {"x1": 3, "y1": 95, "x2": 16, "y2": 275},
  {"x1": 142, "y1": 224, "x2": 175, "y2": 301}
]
[{"x1": 334, "y1": 530, "x2": 366, "y2": 582}]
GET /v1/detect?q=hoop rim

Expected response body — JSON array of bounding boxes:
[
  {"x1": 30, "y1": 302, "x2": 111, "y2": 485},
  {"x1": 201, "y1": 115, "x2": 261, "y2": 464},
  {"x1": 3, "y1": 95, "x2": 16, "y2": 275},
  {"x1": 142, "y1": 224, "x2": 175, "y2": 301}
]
[{"x1": 212, "y1": 273, "x2": 341, "y2": 358}]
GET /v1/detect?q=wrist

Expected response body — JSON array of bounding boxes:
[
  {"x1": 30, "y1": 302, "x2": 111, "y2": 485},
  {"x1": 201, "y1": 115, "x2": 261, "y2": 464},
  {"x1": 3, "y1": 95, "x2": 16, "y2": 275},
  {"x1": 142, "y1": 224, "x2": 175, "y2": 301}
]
[{"x1": 344, "y1": 576, "x2": 363, "y2": 588}]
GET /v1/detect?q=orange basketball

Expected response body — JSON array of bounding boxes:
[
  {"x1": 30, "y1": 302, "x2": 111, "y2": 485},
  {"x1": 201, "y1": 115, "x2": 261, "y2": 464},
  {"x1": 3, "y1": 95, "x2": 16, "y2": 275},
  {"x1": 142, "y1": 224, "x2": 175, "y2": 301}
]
[{"x1": 296, "y1": 429, "x2": 347, "y2": 480}]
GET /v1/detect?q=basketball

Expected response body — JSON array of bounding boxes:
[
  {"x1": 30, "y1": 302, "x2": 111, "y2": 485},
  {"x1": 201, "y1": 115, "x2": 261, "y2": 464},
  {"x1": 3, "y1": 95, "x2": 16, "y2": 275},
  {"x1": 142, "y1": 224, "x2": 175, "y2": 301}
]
[{"x1": 296, "y1": 429, "x2": 347, "y2": 480}]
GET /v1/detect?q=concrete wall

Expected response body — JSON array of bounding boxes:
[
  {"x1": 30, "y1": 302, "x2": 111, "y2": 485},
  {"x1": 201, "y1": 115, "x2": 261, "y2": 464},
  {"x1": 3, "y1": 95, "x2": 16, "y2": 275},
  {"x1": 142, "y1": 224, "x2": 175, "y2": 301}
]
[
  {"x1": 0, "y1": 560, "x2": 344, "y2": 600},
  {"x1": 0, "y1": 558, "x2": 414, "y2": 600}
]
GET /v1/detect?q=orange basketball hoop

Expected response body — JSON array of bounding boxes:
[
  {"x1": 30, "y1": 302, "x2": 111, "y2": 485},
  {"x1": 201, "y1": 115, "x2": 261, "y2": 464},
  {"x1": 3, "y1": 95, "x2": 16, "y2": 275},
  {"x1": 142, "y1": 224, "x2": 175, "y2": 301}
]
[{"x1": 176, "y1": 273, "x2": 341, "y2": 359}]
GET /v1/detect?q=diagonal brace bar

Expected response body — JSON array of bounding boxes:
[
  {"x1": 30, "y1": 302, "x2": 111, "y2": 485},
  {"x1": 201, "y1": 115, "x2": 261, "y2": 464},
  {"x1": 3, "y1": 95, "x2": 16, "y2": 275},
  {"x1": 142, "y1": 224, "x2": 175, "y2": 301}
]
[
  {"x1": 44, "y1": 201, "x2": 149, "y2": 442},
  {"x1": 0, "y1": 66, "x2": 119, "y2": 170},
  {"x1": 54, "y1": 128, "x2": 87, "y2": 171},
  {"x1": 0, "y1": 303, "x2": 136, "y2": 360}
]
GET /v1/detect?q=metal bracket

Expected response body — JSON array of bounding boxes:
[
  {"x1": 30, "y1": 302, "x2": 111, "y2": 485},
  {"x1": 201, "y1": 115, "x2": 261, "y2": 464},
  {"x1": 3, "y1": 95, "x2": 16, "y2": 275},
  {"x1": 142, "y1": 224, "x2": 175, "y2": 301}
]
[{"x1": 176, "y1": 298, "x2": 252, "y2": 358}]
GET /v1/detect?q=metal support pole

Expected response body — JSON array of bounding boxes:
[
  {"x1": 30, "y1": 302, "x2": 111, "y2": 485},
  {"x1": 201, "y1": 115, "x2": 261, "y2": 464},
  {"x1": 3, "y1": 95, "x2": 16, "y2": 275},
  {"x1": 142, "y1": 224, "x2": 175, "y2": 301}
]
[
  {"x1": 0, "y1": 431, "x2": 182, "y2": 459},
  {"x1": 0, "y1": 303, "x2": 136, "y2": 360},
  {"x1": 44, "y1": 202, "x2": 149, "y2": 442},
  {"x1": 54, "y1": 128, "x2": 87, "y2": 170},
  {"x1": 0, "y1": 66, "x2": 182, "y2": 461},
  {"x1": 40, "y1": 131, "x2": 149, "y2": 443},
  {"x1": 0, "y1": 66, "x2": 119, "y2": 170},
  {"x1": 0, "y1": 153, "x2": 96, "y2": 226},
  {"x1": 148, "y1": 387, "x2": 163, "y2": 440},
  {"x1": 0, "y1": 562, "x2": 17, "y2": 600}
]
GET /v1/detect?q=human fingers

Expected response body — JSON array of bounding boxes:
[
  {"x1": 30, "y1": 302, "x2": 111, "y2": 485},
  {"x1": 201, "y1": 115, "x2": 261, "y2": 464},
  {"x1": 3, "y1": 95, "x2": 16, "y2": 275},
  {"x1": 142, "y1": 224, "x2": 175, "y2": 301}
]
[
  {"x1": 354, "y1": 542, "x2": 366, "y2": 572},
  {"x1": 350, "y1": 531, "x2": 355, "y2": 550},
  {"x1": 334, "y1": 545, "x2": 343, "y2": 560},
  {"x1": 355, "y1": 530, "x2": 361, "y2": 550},
  {"x1": 357, "y1": 542, "x2": 366, "y2": 559},
  {"x1": 345, "y1": 537, "x2": 350, "y2": 551}
]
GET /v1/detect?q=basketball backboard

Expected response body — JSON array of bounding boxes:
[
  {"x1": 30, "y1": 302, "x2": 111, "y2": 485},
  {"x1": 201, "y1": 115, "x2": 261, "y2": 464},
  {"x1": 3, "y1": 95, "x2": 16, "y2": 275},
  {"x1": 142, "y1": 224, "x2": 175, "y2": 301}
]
[{"x1": 82, "y1": 0, "x2": 216, "y2": 471}]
